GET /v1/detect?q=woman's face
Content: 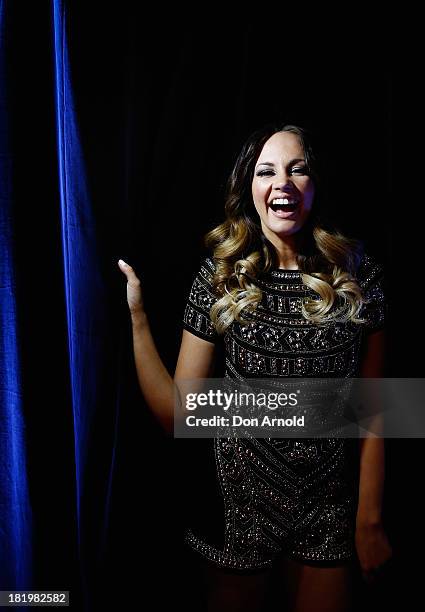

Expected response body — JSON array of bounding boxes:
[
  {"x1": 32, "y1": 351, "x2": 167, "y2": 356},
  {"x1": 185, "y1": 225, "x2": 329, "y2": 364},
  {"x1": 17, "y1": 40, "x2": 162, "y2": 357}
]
[{"x1": 251, "y1": 131, "x2": 315, "y2": 238}]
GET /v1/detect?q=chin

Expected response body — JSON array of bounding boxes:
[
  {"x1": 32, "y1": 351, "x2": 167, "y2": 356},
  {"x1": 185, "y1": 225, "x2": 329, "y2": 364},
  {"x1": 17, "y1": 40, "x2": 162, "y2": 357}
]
[{"x1": 268, "y1": 220, "x2": 300, "y2": 235}]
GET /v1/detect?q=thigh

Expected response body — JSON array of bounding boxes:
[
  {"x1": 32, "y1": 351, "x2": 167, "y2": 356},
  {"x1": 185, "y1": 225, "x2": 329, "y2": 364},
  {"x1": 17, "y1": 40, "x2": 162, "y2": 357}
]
[
  {"x1": 276, "y1": 556, "x2": 355, "y2": 612},
  {"x1": 202, "y1": 561, "x2": 272, "y2": 612}
]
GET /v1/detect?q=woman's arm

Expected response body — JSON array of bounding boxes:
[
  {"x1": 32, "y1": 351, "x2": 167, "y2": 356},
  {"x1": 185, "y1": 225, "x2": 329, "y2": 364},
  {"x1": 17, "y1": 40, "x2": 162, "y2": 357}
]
[
  {"x1": 356, "y1": 329, "x2": 393, "y2": 580},
  {"x1": 120, "y1": 261, "x2": 216, "y2": 432},
  {"x1": 357, "y1": 329, "x2": 386, "y2": 523}
]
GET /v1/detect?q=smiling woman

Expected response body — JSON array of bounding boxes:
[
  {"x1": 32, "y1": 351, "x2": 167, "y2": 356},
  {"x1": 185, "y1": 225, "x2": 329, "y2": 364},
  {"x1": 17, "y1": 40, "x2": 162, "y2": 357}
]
[
  {"x1": 206, "y1": 124, "x2": 367, "y2": 337},
  {"x1": 118, "y1": 122, "x2": 391, "y2": 612},
  {"x1": 253, "y1": 131, "x2": 315, "y2": 234}
]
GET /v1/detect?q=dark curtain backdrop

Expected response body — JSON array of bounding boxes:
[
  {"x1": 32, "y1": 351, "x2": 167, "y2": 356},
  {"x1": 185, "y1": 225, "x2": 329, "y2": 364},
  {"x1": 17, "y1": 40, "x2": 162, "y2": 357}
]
[{"x1": 0, "y1": 2, "x2": 421, "y2": 611}]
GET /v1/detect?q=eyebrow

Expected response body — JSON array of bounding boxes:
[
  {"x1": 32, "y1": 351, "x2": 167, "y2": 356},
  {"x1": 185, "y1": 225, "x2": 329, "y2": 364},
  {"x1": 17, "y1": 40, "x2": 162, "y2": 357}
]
[{"x1": 256, "y1": 158, "x2": 306, "y2": 168}]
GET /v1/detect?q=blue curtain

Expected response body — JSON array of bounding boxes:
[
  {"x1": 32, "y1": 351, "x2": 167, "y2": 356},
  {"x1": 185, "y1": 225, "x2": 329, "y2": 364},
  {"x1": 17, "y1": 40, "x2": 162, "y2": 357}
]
[
  {"x1": 0, "y1": 0, "x2": 33, "y2": 591},
  {"x1": 52, "y1": 1, "x2": 117, "y2": 608},
  {"x1": 52, "y1": 0, "x2": 105, "y2": 542},
  {"x1": 0, "y1": 1, "x2": 119, "y2": 607}
]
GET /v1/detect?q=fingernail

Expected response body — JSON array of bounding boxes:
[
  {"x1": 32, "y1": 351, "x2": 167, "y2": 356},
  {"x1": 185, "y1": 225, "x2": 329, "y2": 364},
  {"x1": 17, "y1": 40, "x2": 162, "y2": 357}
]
[{"x1": 118, "y1": 259, "x2": 127, "y2": 266}]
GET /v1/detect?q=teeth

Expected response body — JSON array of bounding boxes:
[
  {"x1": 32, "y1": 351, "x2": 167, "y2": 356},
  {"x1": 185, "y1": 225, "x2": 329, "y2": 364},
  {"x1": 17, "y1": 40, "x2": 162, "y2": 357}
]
[{"x1": 272, "y1": 198, "x2": 296, "y2": 205}]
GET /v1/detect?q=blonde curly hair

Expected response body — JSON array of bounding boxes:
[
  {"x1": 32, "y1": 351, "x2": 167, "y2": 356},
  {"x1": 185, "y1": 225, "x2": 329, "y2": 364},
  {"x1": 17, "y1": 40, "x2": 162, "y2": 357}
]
[{"x1": 205, "y1": 124, "x2": 367, "y2": 334}]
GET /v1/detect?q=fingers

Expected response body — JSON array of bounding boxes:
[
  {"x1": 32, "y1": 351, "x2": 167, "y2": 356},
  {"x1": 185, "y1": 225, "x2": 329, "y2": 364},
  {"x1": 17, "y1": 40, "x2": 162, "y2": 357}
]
[
  {"x1": 362, "y1": 557, "x2": 394, "y2": 584},
  {"x1": 118, "y1": 258, "x2": 131, "y2": 271},
  {"x1": 118, "y1": 259, "x2": 140, "y2": 287}
]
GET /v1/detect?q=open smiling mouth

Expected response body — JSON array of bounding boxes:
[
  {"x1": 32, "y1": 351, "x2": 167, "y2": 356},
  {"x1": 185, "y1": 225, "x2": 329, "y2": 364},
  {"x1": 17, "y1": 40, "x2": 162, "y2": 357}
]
[{"x1": 269, "y1": 197, "x2": 299, "y2": 213}]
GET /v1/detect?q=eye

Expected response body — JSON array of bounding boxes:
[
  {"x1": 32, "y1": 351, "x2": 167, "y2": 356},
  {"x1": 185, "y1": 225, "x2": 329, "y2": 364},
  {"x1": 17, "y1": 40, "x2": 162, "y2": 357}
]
[
  {"x1": 256, "y1": 170, "x2": 275, "y2": 176},
  {"x1": 291, "y1": 166, "x2": 308, "y2": 175}
]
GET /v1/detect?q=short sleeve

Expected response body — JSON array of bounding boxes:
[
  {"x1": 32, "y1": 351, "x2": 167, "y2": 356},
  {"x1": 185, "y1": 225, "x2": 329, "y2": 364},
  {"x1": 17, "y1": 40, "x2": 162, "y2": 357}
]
[
  {"x1": 182, "y1": 257, "x2": 220, "y2": 343},
  {"x1": 357, "y1": 253, "x2": 386, "y2": 333}
]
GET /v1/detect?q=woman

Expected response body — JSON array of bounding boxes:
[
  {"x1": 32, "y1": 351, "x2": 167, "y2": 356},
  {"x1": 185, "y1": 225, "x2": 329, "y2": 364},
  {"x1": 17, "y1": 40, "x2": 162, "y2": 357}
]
[{"x1": 118, "y1": 124, "x2": 393, "y2": 611}]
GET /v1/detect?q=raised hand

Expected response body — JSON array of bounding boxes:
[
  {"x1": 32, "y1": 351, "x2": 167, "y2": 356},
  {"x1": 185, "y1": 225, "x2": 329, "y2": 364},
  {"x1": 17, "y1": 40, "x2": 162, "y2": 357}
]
[{"x1": 118, "y1": 259, "x2": 145, "y2": 315}]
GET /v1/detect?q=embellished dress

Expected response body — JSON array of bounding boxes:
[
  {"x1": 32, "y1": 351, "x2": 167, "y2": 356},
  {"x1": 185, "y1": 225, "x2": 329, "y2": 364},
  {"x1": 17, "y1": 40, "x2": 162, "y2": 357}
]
[{"x1": 182, "y1": 254, "x2": 385, "y2": 570}]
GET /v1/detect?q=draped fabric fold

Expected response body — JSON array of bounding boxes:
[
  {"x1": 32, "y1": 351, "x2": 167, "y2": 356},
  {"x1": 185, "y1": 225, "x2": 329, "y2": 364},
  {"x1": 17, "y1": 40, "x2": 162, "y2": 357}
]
[
  {"x1": 0, "y1": 0, "x2": 33, "y2": 590},
  {"x1": 52, "y1": 1, "x2": 116, "y2": 607}
]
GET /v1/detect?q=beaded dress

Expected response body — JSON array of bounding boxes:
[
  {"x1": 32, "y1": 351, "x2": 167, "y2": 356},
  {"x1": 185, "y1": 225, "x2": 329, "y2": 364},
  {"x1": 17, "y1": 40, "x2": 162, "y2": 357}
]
[{"x1": 182, "y1": 254, "x2": 385, "y2": 570}]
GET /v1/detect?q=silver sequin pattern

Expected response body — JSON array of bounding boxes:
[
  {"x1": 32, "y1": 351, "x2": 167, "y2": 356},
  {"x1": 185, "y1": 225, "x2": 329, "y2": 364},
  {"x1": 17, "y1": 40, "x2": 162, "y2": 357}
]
[{"x1": 182, "y1": 254, "x2": 386, "y2": 570}]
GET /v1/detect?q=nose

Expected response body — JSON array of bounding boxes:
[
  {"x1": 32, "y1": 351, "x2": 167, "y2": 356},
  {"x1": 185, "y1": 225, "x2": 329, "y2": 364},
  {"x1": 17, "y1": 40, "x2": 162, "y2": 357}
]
[{"x1": 273, "y1": 178, "x2": 295, "y2": 194}]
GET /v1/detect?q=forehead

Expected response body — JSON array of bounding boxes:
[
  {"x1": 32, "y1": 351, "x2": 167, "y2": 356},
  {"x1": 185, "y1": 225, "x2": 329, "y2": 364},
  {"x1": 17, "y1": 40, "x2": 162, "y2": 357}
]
[{"x1": 257, "y1": 131, "x2": 304, "y2": 162}]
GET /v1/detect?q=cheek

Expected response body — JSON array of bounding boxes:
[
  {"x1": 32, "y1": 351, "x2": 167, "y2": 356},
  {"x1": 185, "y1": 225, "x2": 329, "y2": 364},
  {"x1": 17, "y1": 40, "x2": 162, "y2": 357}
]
[{"x1": 252, "y1": 181, "x2": 267, "y2": 207}]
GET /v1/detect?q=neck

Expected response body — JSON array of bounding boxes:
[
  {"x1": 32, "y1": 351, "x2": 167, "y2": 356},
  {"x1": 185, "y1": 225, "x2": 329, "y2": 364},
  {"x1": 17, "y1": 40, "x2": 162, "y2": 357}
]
[{"x1": 262, "y1": 226, "x2": 299, "y2": 269}]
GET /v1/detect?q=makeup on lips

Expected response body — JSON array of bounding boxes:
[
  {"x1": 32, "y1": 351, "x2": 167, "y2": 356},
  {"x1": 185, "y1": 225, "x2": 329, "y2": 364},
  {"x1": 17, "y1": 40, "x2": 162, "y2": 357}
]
[{"x1": 269, "y1": 197, "x2": 299, "y2": 218}]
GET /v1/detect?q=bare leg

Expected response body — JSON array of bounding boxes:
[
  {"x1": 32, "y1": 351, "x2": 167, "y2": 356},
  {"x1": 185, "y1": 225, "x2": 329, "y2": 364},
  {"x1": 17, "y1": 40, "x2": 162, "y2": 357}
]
[
  {"x1": 202, "y1": 562, "x2": 272, "y2": 612},
  {"x1": 276, "y1": 556, "x2": 355, "y2": 612}
]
